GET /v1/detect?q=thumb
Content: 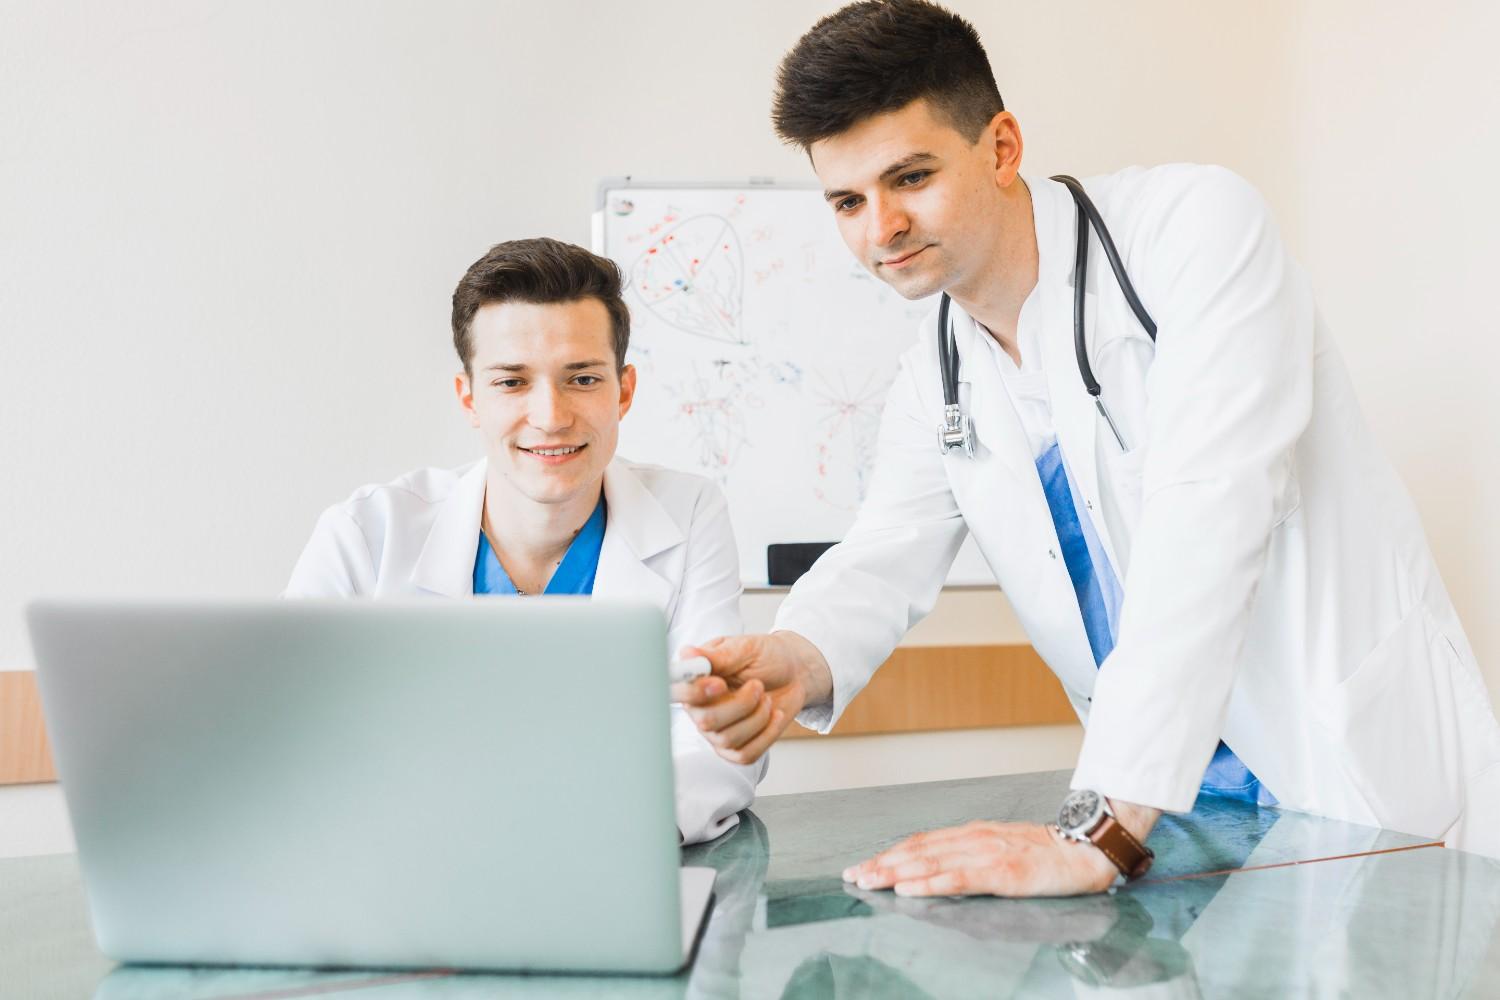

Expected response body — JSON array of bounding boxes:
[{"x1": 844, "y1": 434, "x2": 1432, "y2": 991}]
[
  {"x1": 687, "y1": 635, "x2": 754, "y2": 681},
  {"x1": 678, "y1": 634, "x2": 732, "y2": 659}
]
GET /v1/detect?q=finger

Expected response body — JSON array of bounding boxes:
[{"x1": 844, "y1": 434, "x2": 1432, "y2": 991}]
[
  {"x1": 845, "y1": 835, "x2": 1016, "y2": 888},
  {"x1": 670, "y1": 674, "x2": 727, "y2": 706},
  {"x1": 893, "y1": 869, "x2": 984, "y2": 898},
  {"x1": 849, "y1": 847, "x2": 961, "y2": 889},
  {"x1": 692, "y1": 679, "x2": 763, "y2": 733},
  {"x1": 708, "y1": 693, "x2": 773, "y2": 751},
  {"x1": 874, "y1": 831, "x2": 1006, "y2": 867},
  {"x1": 853, "y1": 853, "x2": 943, "y2": 889},
  {"x1": 676, "y1": 642, "x2": 723, "y2": 661},
  {"x1": 895, "y1": 838, "x2": 1102, "y2": 899},
  {"x1": 884, "y1": 821, "x2": 997, "y2": 854},
  {"x1": 695, "y1": 635, "x2": 757, "y2": 680},
  {"x1": 722, "y1": 709, "x2": 785, "y2": 766},
  {"x1": 841, "y1": 824, "x2": 992, "y2": 880}
]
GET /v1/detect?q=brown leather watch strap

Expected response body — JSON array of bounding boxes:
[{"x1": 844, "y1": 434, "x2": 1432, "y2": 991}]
[{"x1": 1089, "y1": 814, "x2": 1155, "y2": 880}]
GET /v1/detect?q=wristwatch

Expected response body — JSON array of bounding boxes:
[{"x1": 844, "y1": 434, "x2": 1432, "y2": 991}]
[{"x1": 1056, "y1": 789, "x2": 1154, "y2": 880}]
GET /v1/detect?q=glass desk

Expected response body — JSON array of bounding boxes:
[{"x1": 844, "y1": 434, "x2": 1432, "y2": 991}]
[{"x1": 4, "y1": 769, "x2": 1498, "y2": 998}]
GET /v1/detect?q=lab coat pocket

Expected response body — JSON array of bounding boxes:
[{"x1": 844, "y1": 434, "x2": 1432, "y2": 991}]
[{"x1": 1317, "y1": 607, "x2": 1468, "y2": 837}]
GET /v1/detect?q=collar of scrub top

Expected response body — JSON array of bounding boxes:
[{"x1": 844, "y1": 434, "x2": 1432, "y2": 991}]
[
  {"x1": 473, "y1": 494, "x2": 608, "y2": 596},
  {"x1": 409, "y1": 459, "x2": 684, "y2": 600}
]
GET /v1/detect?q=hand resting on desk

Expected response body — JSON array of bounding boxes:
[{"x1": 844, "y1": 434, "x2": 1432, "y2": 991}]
[{"x1": 843, "y1": 797, "x2": 1162, "y2": 898}]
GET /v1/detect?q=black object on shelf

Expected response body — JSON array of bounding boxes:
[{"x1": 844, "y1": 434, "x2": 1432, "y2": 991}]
[{"x1": 767, "y1": 542, "x2": 837, "y2": 586}]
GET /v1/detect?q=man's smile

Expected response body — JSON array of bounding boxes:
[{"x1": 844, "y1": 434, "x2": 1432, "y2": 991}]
[
  {"x1": 518, "y1": 443, "x2": 587, "y2": 463},
  {"x1": 879, "y1": 244, "x2": 931, "y2": 270}
]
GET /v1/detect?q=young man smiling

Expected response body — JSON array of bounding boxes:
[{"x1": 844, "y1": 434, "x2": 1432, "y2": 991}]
[
  {"x1": 286, "y1": 238, "x2": 767, "y2": 844},
  {"x1": 679, "y1": 0, "x2": 1500, "y2": 892}
]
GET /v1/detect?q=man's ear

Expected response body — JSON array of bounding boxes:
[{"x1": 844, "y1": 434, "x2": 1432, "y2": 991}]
[
  {"x1": 987, "y1": 110, "x2": 1024, "y2": 188},
  {"x1": 455, "y1": 371, "x2": 480, "y2": 428},
  {"x1": 617, "y1": 364, "x2": 637, "y2": 420}
]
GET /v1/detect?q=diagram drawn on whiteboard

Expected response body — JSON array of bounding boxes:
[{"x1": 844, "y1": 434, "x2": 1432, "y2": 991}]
[
  {"x1": 629, "y1": 215, "x2": 746, "y2": 345},
  {"x1": 654, "y1": 355, "x2": 803, "y2": 477},
  {"x1": 810, "y1": 370, "x2": 891, "y2": 510}
]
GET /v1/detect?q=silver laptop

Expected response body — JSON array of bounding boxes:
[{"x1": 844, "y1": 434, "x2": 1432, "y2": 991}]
[{"x1": 26, "y1": 598, "x2": 715, "y2": 974}]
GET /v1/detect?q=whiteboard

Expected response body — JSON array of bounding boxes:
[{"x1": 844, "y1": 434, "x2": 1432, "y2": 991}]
[{"x1": 593, "y1": 180, "x2": 992, "y2": 587}]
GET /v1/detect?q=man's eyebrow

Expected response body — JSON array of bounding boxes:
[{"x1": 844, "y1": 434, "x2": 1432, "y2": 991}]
[
  {"x1": 823, "y1": 152, "x2": 940, "y2": 202},
  {"x1": 483, "y1": 360, "x2": 609, "y2": 372}
]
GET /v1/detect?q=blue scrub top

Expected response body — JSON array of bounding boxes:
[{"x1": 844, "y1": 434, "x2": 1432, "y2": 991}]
[{"x1": 473, "y1": 496, "x2": 607, "y2": 596}]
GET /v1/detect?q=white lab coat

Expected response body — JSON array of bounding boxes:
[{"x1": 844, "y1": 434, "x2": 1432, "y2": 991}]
[
  {"x1": 284, "y1": 456, "x2": 765, "y2": 845},
  {"x1": 776, "y1": 166, "x2": 1500, "y2": 853}
]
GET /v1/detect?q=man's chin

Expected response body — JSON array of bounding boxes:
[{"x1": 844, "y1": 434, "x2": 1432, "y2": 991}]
[
  {"x1": 882, "y1": 273, "x2": 944, "y2": 301},
  {"x1": 872, "y1": 262, "x2": 945, "y2": 301},
  {"x1": 511, "y1": 472, "x2": 603, "y2": 507}
]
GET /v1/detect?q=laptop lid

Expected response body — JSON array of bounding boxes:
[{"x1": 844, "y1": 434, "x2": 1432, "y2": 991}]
[{"x1": 27, "y1": 598, "x2": 703, "y2": 974}]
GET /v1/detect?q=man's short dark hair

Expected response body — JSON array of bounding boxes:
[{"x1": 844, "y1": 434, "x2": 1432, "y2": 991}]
[
  {"x1": 451, "y1": 238, "x2": 630, "y2": 374},
  {"x1": 772, "y1": 0, "x2": 1004, "y2": 150}
]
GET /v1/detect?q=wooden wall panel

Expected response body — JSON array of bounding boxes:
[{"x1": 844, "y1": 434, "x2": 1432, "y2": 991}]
[
  {"x1": 0, "y1": 645, "x2": 1072, "y2": 784},
  {"x1": 0, "y1": 671, "x2": 56, "y2": 785},
  {"x1": 782, "y1": 643, "x2": 1074, "y2": 738}
]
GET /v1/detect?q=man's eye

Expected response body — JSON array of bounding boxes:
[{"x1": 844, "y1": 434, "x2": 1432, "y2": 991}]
[
  {"x1": 573, "y1": 375, "x2": 603, "y2": 386},
  {"x1": 492, "y1": 379, "x2": 524, "y2": 389},
  {"x1": 835, "y1": 196, "x2": 862, "y2": 213},
  {"x1": 898, "y1": 170, "x2": 930, "y2": 186}
]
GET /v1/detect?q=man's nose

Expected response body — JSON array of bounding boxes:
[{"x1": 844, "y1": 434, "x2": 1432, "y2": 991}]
[
  {"x1": 527, "y1": 383, "x2": 571, "y2": 432},
  {"x1": 868, "y1": 194, "x2": 909, "y2": 249}
]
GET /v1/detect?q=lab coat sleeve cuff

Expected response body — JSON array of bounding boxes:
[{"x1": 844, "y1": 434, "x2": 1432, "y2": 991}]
[
  {"x1": 674, "y1": 751, "x2": 765, "y2": 845},
  {"x1": 672, "y1": 707, "x2": 767, "y2": 845},
  {"x1": 1068, "y1": 759, "x2": 1201, "y2": 816},
  {"x1": 769, "y1": 617, "x2": 864, "y2": 736},
  {"x1": 794, "y1": 702, "x2": 835, "y2": 734}
]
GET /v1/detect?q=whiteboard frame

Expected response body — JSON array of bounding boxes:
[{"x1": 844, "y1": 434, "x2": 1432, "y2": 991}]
[
  {"x1": 593, "y1": 176, "x2": 818, "y2": 256},
  {"x1": 595, "y1": 176, "x2": 806, "y2": 210}
]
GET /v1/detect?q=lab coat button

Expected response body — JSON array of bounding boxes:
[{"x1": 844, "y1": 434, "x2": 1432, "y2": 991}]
[{"x1": 1048, "y1": 549, "x2": 1057, "y2": 559}]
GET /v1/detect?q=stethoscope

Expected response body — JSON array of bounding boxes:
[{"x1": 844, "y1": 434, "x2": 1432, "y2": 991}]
[{"x1": 937, "y1": 174, "x2": 1158, "y2": 457}]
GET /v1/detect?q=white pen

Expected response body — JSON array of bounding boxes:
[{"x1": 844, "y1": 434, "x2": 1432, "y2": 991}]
[{"x1": 668, "y1": 655, "x2": 712, "y2": 687}]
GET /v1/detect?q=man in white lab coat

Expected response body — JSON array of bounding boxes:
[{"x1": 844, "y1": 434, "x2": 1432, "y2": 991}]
[
  {"x1": 286, "y1": 237, "x2": 765, "y2": 844},
  {"x1": 678, "y1": 0, "x2": 1500, "y2": 890}
]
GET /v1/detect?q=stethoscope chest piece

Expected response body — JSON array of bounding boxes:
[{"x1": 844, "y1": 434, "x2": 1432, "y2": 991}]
[{"x1": 938, "y1": 402, "x2": 976, "y2": 457}]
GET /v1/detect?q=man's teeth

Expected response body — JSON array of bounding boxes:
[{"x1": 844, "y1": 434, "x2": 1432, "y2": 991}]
[{"x1": 526, "y1": 446, "x2": 582, "y2": 456}]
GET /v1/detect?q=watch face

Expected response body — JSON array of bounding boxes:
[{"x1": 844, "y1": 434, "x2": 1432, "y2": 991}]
[{"x1": 1058, "y1": 789, "x2": 1103, "y2": 833}]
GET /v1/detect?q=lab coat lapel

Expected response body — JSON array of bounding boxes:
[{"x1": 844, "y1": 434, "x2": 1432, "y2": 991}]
[
  {"x1": 410, "y1": 459, "x2": 487, "y2": 597},
  {"x1": 951, "y1": 304, "x2": 1033, "y2": 484},
  {"x1": 1031, "y1": 176, "x2": 1126, "y2": 582},
  {"x1": 592, "y1": 460, "x2": 679, "y2": 611},
  {"x1": 949, "y1": 302, "x2": 1061, "y2": 612},
  {"x1": 952, "y1": 300, "x2": 1088, "y2": 688}
]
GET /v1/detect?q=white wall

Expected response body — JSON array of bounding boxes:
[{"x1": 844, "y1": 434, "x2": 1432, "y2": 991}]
[
  {"x1": 1287, "y1": 1, "x2": 1500, "y2": 705},
  {"x1": 0, "y1": 0, "x2": 1296, "y2": 671},
  {"x1": 3, "y1": 1, "x2": 1494, "y2": 855}
]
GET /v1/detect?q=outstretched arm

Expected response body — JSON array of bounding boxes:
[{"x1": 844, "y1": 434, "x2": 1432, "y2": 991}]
[{"x1": 675, "y1": 338, "x2": 968, "y2": 761}]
